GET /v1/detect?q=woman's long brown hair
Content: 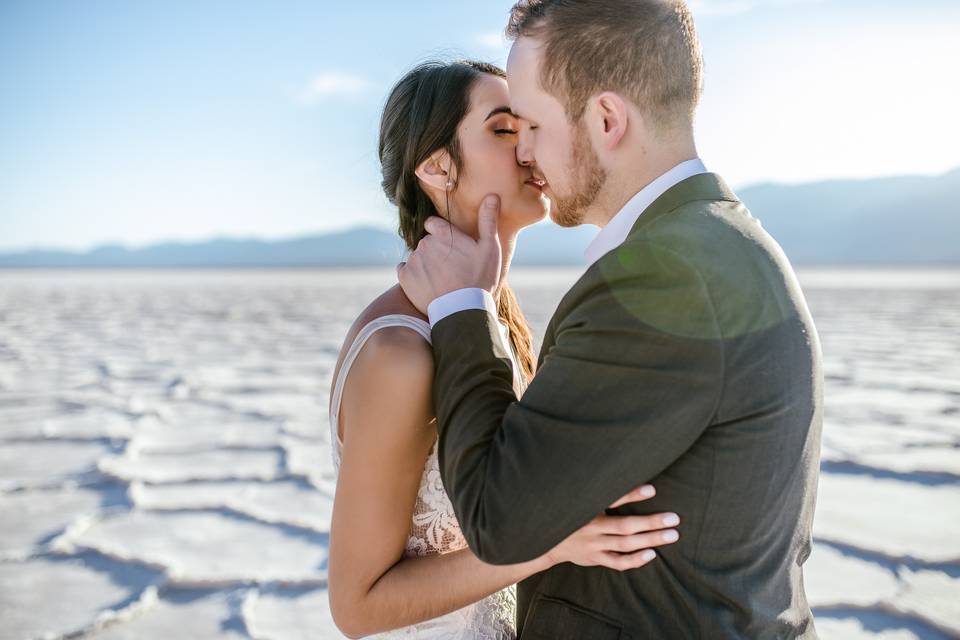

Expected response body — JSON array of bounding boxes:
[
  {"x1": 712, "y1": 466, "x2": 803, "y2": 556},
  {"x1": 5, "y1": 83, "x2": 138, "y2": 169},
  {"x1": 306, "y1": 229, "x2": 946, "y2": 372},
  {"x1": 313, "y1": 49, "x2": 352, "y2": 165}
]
[{"x1": 378, "y1": 60, "x2": 536, "y2": 385}]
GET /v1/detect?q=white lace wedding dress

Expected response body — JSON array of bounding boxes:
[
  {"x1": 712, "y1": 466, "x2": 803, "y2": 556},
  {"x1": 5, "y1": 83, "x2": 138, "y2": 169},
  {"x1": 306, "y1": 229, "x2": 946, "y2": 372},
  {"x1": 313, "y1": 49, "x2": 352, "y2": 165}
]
[{"x1": 329, "y1": 313, "x2": 526, "y2": 639}]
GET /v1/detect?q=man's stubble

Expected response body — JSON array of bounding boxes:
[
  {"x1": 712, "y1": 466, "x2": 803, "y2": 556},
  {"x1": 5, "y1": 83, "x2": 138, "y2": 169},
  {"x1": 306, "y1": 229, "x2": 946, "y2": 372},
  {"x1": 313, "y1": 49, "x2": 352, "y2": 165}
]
[{"x1": 551, "y1": 119, "x2": 608, "y2": 228}]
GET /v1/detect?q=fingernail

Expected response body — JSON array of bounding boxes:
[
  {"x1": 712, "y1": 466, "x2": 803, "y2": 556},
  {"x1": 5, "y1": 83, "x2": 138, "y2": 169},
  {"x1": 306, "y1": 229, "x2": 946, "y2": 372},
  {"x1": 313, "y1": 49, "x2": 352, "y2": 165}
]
[
  {"x1": 640, "y1": 485, "x2": 655, "y2": 498},
  {"x1": 662, "y1": 514, "x2": 679, "y2": 526},
  {"x1": 642, "y1": 549, "x2": 656, "y2": 561},
  {"x1": 662, "y1": 530, "x2": 679, "y2": 542},
  {"x1": 484, "y1": 194, "x2": 499, "y2": 208}
]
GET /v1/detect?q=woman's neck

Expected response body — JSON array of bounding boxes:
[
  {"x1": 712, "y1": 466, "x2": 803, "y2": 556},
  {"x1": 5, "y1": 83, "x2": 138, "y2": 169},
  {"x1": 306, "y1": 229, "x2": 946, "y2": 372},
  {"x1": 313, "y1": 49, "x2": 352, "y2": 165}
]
[{"x1": 495, "y1": 225, "x2": 519, "y2": 294}]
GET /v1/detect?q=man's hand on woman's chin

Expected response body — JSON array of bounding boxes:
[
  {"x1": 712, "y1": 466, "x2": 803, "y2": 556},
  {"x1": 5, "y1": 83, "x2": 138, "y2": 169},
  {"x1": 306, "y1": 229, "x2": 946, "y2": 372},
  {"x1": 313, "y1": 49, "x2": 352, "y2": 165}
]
[{"x1": 396, "y1": 194, "x2": 503, "y2": 315}]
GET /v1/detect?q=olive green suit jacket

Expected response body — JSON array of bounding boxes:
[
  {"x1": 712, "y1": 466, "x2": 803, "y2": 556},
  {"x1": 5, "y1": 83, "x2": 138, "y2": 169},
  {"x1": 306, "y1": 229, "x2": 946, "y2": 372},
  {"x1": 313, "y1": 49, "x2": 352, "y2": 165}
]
[{"x1": 431, "y1": 173, "x2": 823, "y2": 638}]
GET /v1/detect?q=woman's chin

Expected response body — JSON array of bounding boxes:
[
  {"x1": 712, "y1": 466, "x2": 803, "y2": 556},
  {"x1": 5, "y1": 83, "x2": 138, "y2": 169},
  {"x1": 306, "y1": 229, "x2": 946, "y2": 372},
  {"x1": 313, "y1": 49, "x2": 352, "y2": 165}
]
[
  {"x1": 519, "y1": 197, "x2": 550, "y2": 227},
  {"x1": 499, "y1": 193, "x2": 549, "y2": 229}
]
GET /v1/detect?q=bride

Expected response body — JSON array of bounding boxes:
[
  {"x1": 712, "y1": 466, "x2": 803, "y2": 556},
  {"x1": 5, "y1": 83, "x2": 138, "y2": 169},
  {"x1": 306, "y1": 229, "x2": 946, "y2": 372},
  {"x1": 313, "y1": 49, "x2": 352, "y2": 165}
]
[{"x1": 327, "y1": 59, "x2": 682, "y2": 638}]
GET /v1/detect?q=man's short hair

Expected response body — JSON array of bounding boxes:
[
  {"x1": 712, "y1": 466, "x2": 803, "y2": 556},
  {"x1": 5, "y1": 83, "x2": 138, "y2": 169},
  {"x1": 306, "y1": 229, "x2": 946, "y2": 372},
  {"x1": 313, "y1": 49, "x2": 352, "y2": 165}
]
[{"x1": 507, "y1": 0, "x2": 704, "y2": 133}]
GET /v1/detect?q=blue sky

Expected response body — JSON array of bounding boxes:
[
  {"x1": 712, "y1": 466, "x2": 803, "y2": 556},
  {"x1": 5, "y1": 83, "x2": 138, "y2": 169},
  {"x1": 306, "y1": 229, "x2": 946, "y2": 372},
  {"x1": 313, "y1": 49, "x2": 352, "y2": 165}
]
[{"x1": 1, "y1": 0, "x2": 958, "y2": 252}]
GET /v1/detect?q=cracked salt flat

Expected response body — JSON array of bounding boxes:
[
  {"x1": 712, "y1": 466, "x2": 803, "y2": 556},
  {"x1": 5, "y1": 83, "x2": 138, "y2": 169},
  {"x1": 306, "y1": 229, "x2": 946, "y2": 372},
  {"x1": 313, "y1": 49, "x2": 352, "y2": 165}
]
[
  {"x1": 805, "y1": 543, "x2": 902, "y2": 608},
  {"x1": 813, "y1": 474, "x2": 960, "y2": 563},
  {"x1": 57, "y1": 509, "x2": 328, "y2": 585},
  {"x1": 1, "y1": 267, "x2": 958, "y2": 639},
  {"x1": 892, "y1": 569, "x2": 960, "y2": 637},
  {"x1": 83, "y1": 588, "x2": 252, "y2": 640},
  {"x1": 130, "y1": 479, "x2": 334, "y2": 533},
  {"x1": 847, "y1": 447, "x2": 960, "y2": 476},
  {"x1": 128, "y1": 415, "x2": 281, "y2": 452},
  {"x1": 0, "y1": 440, "x2": 116, "y2": 491},
  {"x1": 0, "y1": 484, "x2": 123, "y2": 560},
  {"x1": 241, "y1": 587, "x2": 341, "y2": 640},
  {"x1": 98, "y1": 448, "x2": 284, "y2": 483},
  {"x1": 199, "y1": 390, "x2": 328, "y2": 423},
  {"x1": 0, "y1": 553, "x2": 162, "y2": 639},
  {"x1": 814, "y1": 618, "x2": 927, "y2": 640},
  {"x1": 1, "y1": 408, "x2": 134, "y2": 440},
  {"x1": 281, "y1": 435, "x2": 337, "y2": 489}
]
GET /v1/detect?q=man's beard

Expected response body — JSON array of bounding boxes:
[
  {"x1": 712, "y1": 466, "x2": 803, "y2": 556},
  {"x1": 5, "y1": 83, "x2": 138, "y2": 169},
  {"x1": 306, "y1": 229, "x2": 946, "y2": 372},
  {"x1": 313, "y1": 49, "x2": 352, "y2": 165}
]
[{"x1": 551, "y1": 121, "x2": 607, "y2": 228}]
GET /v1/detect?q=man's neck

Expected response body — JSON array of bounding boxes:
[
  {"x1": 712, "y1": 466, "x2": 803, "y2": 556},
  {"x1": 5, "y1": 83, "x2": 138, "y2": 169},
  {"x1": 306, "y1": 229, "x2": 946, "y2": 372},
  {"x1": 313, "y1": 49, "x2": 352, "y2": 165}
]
[{"x1": 589, "y1": 142, "x2": 699, "y2": 229}]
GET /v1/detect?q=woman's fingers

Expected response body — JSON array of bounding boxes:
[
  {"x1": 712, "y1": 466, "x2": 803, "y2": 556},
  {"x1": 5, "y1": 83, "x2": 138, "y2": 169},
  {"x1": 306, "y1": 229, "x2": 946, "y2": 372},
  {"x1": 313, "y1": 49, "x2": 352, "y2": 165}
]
[
  {"x1": 607, "y1": 484, "x2": 656, "y2": 508},
  {"x1": 603, "y1": 529, "x2": 680, "y2": 553},
  {"x1": 594, "y1": 512, "x2": 681, "y2": 535},
  {"x1": 596, "y1": 549, "x2": 658, "y2": 571}
]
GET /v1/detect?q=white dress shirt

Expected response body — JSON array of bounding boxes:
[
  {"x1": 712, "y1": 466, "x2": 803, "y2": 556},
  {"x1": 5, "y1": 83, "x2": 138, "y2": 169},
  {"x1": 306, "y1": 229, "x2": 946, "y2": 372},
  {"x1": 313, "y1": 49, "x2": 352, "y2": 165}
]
[{"x1": 426, "y1": 158, "x2": 708, "y2": 328}]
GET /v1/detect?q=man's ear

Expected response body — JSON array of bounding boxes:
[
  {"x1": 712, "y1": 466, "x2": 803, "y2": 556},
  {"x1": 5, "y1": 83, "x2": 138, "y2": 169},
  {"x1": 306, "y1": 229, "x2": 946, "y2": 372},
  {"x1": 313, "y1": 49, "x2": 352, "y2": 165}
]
[
  {"x1": 592, "y1": 92, "x2": 629, "y2": 150},
  {"x1": 415, "y1": 149, "x2": 454, "y2": 193}
]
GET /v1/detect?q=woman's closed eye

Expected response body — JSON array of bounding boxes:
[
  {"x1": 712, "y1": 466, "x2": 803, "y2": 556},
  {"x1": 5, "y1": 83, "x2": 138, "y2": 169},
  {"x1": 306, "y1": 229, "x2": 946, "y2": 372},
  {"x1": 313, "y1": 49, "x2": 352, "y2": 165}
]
[{"x1": 494, "y1": 128, "x2": 518, "y2": 135}]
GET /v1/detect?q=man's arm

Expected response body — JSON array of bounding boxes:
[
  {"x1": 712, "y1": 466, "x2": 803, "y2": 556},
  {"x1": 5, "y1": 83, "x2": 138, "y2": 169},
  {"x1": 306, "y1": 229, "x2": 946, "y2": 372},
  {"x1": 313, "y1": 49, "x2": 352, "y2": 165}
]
[{"x1": 431, "y1": 241, "x2": 725, "y2": 565}]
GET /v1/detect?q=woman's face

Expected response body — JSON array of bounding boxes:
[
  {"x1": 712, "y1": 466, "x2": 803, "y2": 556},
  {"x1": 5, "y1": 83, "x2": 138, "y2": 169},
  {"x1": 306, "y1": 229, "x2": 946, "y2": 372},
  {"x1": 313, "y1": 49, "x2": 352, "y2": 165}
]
[{"x1": 446, "y1": 73, "x2": 550, "y2": 238}]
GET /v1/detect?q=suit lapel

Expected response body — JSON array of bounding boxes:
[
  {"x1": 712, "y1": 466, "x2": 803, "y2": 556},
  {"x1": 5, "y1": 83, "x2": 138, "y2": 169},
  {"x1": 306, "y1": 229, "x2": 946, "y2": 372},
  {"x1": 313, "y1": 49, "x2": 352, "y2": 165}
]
[{"x1": 625, "y1": 172, "x2": 740, "y2": 239}]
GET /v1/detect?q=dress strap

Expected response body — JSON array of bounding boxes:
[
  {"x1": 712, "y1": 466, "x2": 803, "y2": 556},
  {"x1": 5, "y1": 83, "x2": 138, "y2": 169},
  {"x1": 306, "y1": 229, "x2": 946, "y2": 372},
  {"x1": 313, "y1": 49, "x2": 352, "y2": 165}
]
[{"x1": 328, "y1": 314, "x2": 432, "y2": 449}]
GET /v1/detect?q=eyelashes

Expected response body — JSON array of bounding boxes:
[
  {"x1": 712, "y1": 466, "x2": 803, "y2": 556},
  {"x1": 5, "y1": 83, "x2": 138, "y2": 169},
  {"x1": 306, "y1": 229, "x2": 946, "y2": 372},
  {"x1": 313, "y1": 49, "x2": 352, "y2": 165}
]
[{"x1": 494, "y1": 129, "x2": 518, "y2": 135}]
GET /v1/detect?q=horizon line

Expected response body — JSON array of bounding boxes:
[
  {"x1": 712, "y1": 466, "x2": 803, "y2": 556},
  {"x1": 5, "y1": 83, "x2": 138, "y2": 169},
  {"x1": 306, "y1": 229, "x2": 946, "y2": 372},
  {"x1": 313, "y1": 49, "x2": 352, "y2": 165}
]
[{"x1": 2, "y1": 164, "x2": 956, "y2": 256}]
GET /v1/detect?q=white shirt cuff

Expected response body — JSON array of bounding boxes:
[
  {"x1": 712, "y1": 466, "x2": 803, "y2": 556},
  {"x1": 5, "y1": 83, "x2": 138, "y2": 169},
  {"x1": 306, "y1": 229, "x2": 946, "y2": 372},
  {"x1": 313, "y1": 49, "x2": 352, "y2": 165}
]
[{"x1": 427, "y1": 288, "x2": 498, "y2": 328}]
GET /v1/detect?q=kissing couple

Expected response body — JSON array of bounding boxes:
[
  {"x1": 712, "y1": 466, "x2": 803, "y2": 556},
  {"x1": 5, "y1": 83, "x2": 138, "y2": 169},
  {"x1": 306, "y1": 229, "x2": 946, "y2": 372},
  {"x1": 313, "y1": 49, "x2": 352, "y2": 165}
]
[{"x1": 327, "y1": 0, "x2": 823, "y2": 637}]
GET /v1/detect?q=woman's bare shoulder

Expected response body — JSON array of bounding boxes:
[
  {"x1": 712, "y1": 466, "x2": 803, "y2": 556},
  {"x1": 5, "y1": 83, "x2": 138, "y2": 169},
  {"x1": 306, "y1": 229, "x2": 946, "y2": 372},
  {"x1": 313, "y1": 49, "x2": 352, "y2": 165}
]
[
  {"x1": 357, "y1": 284, "x2": 426, "y2": 325},
  {"x1": 338, "y1": 287, "x2": 435, "y2": 442},
  {"x1": 354, "y1": 326, "x2": 433, "y2": 384},
  {"x1": 338, "y1": 285, "x2": 433, "y2": 399},
  {"x1": 331, "y1": 285, "x2": 429, "y2": 389}
]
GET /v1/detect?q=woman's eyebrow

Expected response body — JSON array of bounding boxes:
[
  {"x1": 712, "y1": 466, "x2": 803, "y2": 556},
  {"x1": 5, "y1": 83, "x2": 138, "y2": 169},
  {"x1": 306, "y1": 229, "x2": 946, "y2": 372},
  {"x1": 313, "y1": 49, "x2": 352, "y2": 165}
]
[{"x1": 484, "y1": 106, "x2": 516, "y2": 121}]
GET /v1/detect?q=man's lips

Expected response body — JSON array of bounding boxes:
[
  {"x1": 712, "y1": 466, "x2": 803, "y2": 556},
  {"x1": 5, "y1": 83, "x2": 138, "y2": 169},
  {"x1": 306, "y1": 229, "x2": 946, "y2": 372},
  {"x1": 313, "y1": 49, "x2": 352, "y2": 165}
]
[{"x1": 524, "y1": 178, "x2": 548, "y2": 189}]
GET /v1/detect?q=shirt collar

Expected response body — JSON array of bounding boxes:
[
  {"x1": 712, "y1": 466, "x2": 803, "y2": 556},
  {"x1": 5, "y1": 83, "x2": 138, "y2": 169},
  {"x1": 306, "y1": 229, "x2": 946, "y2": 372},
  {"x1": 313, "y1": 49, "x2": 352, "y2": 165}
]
[{"x1": 583, "y1": 158, "x2": 708, "y2": 267}]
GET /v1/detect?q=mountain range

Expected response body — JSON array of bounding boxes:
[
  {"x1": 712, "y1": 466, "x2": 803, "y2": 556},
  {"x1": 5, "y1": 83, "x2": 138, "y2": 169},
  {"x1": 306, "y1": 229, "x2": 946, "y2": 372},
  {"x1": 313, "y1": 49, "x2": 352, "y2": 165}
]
[{"x1": 2, "y1": 168, "x2": 957, "y2": 267}]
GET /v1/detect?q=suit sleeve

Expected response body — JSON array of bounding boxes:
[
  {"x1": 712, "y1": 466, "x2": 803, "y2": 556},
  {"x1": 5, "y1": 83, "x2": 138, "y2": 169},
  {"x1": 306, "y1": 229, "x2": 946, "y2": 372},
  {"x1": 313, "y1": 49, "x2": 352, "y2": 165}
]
[{"x1": 431, "y1": 241, "x2": 725, "y2": 564}]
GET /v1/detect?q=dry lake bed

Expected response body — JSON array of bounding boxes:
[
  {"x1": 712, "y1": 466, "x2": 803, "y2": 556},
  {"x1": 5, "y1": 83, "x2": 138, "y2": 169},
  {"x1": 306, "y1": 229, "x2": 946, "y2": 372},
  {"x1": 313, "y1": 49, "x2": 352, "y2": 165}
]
[{"x1": 1, "y1": 267, "x2": 958, "y2": 639}]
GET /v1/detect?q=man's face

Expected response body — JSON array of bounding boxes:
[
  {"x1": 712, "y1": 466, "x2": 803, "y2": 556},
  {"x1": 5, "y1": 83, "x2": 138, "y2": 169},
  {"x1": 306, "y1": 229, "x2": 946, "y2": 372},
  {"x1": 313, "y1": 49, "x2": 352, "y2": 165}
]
[{"x1": 506, "y1": 36, "x2": 607, "y2": 227}]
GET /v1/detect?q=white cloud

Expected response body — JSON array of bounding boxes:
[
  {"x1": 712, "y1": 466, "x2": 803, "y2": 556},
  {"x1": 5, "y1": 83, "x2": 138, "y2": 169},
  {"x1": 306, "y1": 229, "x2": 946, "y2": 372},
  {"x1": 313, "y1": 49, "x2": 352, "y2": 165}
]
[{"x1": 297, "y1": 71, "x2": 371, "y2": 105}]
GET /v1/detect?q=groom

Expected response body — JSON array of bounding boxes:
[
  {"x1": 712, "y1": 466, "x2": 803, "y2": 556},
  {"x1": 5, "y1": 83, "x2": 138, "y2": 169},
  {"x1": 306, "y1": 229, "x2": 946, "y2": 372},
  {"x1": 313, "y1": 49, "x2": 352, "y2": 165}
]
[{"x1": 399, "y1": 0, "x2": 823, "y2": 637}]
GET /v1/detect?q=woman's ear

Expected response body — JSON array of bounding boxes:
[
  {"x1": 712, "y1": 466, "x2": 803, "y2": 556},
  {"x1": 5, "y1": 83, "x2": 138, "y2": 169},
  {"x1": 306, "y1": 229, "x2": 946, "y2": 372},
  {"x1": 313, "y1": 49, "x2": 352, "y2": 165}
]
[{"x1": 415, "y1": 149, "x2": 454, "y2": 193}]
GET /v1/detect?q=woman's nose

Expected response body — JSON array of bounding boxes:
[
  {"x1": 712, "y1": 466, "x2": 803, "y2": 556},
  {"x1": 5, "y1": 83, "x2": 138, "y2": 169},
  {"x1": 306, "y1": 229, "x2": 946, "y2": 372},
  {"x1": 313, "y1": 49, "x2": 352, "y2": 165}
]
[
  {"x1": 516, "y1": 144, "x2": 532, "y2": 166},
  {"x1": 515, "y1": 131, "x2": 534, "y2": 166}
]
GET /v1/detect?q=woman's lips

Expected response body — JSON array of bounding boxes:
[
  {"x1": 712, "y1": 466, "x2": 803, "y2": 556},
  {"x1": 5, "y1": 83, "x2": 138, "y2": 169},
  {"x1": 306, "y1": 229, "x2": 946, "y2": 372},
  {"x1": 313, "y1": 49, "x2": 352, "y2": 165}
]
[{"x1": 524, "y1": 178, "x2": 547, "y2": 191}]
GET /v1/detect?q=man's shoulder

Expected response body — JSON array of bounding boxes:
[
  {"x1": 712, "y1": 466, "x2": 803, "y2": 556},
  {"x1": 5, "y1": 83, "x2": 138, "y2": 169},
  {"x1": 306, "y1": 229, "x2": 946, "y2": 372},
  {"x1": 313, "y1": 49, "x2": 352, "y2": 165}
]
[
  {"x1": 604, "y1": 196, "x2": 785, "y2": 284},
  {"x1": 578, "y1": 212, "x2": 722, "y2": 291},
  {"x1": 556, "y1": 197, "x2": 791, "y2": 310},
  {"x1": 545, "y1": 186, "x2": 794, "y2": 333},
  {"x1": 542, "y1": 233, "x2": 720, "y2": 344},
  {"x1": 634, "y1": 197, "x2": 756, "y2": 256}
]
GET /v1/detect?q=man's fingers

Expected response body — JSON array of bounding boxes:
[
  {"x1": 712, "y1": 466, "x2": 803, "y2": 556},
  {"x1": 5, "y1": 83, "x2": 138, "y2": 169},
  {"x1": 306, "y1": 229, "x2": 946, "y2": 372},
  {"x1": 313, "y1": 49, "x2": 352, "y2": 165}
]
[
  {"x1": 608, "y1": 484, "x2": 656, "y2": 508},
  {"x1": 477, "y1": 195, "x2": 500, "y2": 242}
]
